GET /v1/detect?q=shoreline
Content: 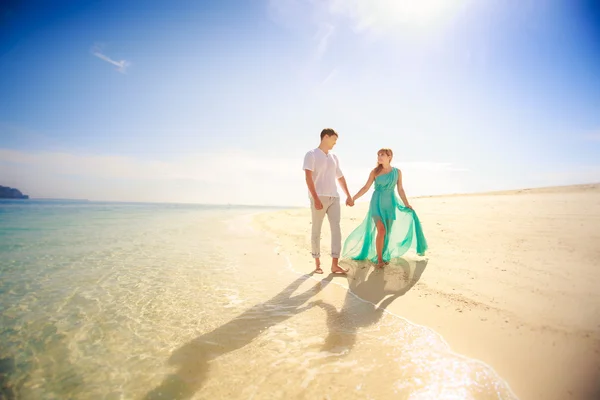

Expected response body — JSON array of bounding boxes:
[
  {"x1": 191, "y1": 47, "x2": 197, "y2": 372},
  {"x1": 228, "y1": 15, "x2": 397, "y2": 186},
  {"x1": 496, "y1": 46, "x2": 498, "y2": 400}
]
[
  {"x1": 269, "y1": 238, "x2": 519, "y2": 398},
  {"x1": 254, "y1": 183, "x2": 600, "y2": 400},
  {"x1": 412, "y1": 182, "x2": 600, "y2": 199}
]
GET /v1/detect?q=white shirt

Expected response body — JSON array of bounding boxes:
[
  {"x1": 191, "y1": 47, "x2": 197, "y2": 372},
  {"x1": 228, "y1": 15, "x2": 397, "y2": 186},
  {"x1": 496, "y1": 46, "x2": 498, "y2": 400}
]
[{"x1": 302, "y1": 148, "x2": 344, "y2": 197}]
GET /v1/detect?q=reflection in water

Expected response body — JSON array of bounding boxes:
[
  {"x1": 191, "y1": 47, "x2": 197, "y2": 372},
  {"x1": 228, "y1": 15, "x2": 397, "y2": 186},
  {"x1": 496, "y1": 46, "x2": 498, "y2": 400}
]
[
  {"x1": 317, "y1": 257, "x2": 428, "y2": 355},
  {"x1": 0, "y1": 357, "x2": 16, "y2": 400},
  {"x1": 145, "y1": 273, "x2": 333, "y2": 400},
  {"x1": 347, "y1": 257, "x2": 428, "y2": 302},
  {"x1": 1, "y1": 320, "x2": 85, "y2": 399}
]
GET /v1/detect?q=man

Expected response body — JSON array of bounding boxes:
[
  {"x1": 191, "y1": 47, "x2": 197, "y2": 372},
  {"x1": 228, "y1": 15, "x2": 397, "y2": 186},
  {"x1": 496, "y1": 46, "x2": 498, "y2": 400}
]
[{"x1": 302, "y1": 128, "x2": 353, "y2": 275}]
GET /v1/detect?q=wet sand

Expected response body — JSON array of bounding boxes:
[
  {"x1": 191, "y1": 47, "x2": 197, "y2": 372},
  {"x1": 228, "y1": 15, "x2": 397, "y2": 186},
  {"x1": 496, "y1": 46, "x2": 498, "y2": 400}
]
[{"x1": 254, "y1": 183, "x2": 600, "y2": 400}]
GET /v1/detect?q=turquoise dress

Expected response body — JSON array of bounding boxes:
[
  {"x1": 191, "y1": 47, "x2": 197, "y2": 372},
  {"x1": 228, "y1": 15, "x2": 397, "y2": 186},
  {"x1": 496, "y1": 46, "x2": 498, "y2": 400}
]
[{"x1": 342, "y1": 167, "x2": 428, "y2": 262}]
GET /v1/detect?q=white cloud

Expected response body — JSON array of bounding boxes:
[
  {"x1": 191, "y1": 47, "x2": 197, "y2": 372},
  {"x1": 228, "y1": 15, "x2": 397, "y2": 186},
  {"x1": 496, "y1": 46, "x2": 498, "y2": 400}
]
[
  {"x1": 327, "y1": 0, "x2": 469, "y2": 33},
  {"x1": 0, "y1": 149, "x2": 181, "y2": 180},
  {"x1": 401, "y1": 161, "x2": 469, "y2": 172},
  {"x1": 0, "y1": 148, "x2": 300, "y2": 183},
  {"x1": 268, "y1": 0, "x2": 469, "y2": 36},
  {"x1": 341, "y1": 161, "x2": 470, "y2": 200},
  {"x1": 532, "y1": 165, "x2": 600, "y2": 187},
  {"x1": 0, "y1": 148, "x2": 305, "y2": 205},
  {"x1": 0, "y1": 148, "x2": 471, "y2": 205},
  {"x1": 321, "y1": 68, "x2": 338, "y2": 85},
  {"x1": 315, "y1": 23, "x2": 335, "y2": 59},
  {"x1": 267, "y1": 1, "x2": 338, "y2": 70},
  {"x1": 91, "y1": 44, "x2": 131, "y2": 73},
  {"x1": 266, "y1": 0, "x2": 469, "y2": 85}
]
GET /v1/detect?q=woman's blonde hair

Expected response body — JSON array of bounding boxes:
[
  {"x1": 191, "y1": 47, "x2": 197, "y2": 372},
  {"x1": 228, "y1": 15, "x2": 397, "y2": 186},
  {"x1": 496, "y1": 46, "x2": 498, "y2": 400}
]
[{"x1": 374, "y1": 148, "x2": 393, "y2": 175}]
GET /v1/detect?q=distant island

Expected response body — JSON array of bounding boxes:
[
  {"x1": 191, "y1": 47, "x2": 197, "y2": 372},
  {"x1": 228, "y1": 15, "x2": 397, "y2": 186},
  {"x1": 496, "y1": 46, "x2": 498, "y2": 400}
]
[{"x1": 0, "y1": 185, "x2": 29, "y2": 199}]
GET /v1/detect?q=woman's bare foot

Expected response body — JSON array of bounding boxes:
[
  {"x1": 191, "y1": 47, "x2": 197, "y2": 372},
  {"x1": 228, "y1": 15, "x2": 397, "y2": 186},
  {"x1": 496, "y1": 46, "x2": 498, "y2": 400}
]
[{"x1": 376, "y1": 260, "x2": 386, "y2": 268}]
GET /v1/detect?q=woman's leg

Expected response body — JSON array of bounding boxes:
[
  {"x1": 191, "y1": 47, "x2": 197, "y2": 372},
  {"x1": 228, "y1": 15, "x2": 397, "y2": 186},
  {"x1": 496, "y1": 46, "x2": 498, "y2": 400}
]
[
  {"x1": 383, "y1": 220, "x2": 393, "y2": 264},
  {"x1": 375, "y1": 219, "x2": 386, "y2": 267}
]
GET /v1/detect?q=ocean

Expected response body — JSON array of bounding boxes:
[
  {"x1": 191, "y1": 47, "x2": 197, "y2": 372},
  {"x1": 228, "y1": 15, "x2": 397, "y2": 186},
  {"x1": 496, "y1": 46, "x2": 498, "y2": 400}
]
[{"x1": 0, "y1": 200, "x2": 516, "y2": 399}]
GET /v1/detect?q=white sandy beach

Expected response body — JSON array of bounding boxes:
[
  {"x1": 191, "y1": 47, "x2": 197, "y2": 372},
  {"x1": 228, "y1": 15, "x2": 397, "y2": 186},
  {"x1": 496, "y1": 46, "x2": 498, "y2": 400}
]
[{"x1": 254, "y1": 183, "x2": 600, "y2": 400}]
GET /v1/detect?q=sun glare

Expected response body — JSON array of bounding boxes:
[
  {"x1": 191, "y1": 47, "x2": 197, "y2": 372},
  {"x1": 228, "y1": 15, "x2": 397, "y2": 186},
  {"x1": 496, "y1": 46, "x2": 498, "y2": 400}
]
[{"x1": 344, "y1": 0, "x2": 468, "y2": 31}]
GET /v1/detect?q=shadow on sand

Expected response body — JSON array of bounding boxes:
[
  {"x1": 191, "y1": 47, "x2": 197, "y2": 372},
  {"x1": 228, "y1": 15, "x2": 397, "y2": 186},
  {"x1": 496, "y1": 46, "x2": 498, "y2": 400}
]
[
  {"x1": 314, "y1": 257, "x2": 428, "y2": 355},
  {"x1": 144, "y1": 272, "x2": 336, "y2": 400},
  {"x1": 144, "y1": 257, "x2": 427, "y2": 399}
]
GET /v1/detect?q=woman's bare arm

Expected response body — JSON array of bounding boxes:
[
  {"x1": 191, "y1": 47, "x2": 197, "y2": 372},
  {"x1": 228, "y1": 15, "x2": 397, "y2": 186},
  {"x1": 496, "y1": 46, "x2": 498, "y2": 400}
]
[
  {"x1": 352, "y1": 170, "x2": 376, "y2": 202},
  {"x1": 396, "y1": 169, "x2": 412, "y2": 209}
]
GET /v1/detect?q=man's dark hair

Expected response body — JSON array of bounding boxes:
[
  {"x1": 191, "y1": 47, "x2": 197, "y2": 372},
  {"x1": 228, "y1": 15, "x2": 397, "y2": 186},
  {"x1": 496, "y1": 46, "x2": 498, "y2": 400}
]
[{"x1": 320, "y1": 128, "x2": 338, "y2": 140}]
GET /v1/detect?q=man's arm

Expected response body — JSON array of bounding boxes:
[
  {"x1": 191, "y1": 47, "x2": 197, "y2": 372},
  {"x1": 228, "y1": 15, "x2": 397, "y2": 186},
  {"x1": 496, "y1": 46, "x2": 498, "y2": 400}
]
[
  {"x1": 304, "y1": 170, "x2": 319, "y2": 201},
  {"x1": 337, "y1": 176, "x2": 352, "y2": 198},
  {"x1": 334, "y1": 155, "x2": 353, "y2": 206},
  {"x1": 302, "y1": 151, "x2": 322, "y2": 209}
]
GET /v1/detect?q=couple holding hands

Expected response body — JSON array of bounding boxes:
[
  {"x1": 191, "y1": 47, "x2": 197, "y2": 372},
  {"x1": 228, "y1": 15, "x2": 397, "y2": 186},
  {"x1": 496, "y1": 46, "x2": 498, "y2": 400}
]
[{"x1": 303, "y1": 128, "x2": 428, "y2": 275}]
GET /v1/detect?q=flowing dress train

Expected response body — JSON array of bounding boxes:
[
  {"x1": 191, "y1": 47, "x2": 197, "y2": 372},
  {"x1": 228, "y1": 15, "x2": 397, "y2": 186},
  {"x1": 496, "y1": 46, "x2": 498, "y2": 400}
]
[{"x1": 342, "y1": 168, "x2": 428, "y2": 262}]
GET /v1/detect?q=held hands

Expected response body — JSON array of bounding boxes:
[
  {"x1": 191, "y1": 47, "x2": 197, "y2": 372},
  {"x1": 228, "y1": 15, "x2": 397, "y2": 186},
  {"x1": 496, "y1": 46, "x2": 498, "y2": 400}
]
[{"x1": 314, "y1": 197, "x2": 354, "y2": 209}]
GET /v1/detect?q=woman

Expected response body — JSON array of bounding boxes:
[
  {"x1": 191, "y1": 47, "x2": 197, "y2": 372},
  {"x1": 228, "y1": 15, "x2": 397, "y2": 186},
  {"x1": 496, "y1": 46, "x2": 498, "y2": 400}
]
[{"x1": 342, "y1": 148, "x2": 428, "y2": 267}]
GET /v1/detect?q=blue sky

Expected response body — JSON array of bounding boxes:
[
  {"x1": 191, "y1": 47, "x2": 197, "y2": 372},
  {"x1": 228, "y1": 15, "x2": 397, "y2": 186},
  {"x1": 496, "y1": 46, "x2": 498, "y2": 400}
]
[{"x1": 1, "y1": 0, "x2": 599, "y2": 205}]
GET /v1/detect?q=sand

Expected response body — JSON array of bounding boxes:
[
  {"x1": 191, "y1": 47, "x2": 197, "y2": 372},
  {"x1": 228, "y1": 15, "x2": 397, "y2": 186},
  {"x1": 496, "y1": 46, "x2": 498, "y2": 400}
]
[{"x1": 254, "y1": 183, "x2": 600, "y2": 400}]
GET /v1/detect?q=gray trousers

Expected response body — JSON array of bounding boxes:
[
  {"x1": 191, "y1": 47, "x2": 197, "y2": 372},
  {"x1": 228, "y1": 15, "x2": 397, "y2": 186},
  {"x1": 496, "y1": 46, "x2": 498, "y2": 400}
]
[{"x1": 310, "y1": 196, "x2": 341, "y2": 259}]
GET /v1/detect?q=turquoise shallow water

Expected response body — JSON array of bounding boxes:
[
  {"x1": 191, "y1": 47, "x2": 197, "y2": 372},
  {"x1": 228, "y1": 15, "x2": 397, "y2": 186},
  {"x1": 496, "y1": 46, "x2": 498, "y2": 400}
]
[
  {"x1": 0, "y1": 200, "x2": 517, "y2": 400},
  {"x1": 0, "y1": 200, "x2": 286, "y2": 399}
]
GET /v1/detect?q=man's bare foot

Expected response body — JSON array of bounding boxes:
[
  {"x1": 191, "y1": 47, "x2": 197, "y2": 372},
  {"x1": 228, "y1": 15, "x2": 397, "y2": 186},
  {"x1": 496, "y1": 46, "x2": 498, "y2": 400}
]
[
  {"x1": 330, "y1": 257, "x2": 347, "y2": 274},
  {"x1": 314, "y1": 259, "x2": 323, "y2": 274},
  {"x1": 331, "y1": 265, "x2": 348, "y2": 274}
]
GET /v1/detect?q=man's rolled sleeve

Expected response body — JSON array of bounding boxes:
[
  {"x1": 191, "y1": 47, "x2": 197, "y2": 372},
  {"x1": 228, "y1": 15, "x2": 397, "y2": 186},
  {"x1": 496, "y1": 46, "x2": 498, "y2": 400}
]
[{"x1": 303, "y1": 151, "x2": 315, "y2": 171}]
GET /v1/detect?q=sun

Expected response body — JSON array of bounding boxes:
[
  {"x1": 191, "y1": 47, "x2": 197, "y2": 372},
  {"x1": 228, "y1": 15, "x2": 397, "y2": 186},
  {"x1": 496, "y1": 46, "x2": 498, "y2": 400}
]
[
  {"x1": 402, "y1": 0, "x2": 463, "y2": 23},
  {"x1": 341, "y1": 0, "x2": 468, "y2": 32}
]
